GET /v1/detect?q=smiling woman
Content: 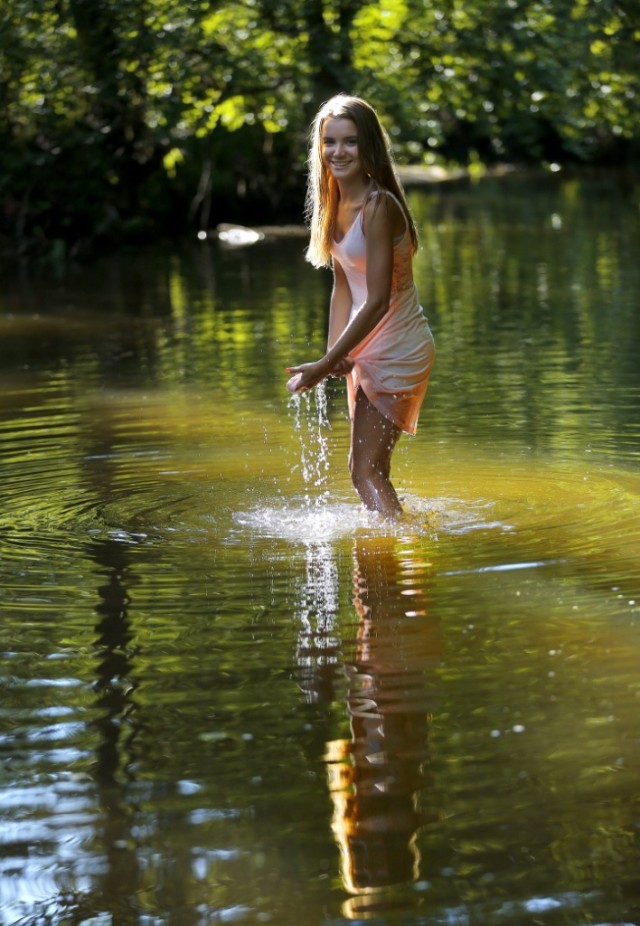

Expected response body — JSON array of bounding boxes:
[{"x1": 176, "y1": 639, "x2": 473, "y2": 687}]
[
  {"x1": 286, "y1": 95, "x2": 436, "y2": 518},
  {"x1": 321, "y1": 119, "x2": 363, "y2": 185}
]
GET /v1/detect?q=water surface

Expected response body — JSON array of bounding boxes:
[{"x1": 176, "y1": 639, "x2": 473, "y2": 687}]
[{"x1": 2, "y1": 171, "x2": 640, "y2": 925}]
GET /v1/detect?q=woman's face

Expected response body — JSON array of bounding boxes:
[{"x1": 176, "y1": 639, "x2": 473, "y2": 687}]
[{"x1": 321, "y1": 117, "x2": 364, "y2": 184}]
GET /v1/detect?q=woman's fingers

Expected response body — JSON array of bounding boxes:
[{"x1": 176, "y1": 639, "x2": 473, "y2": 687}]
[
  {"x1": 285, "y1": 360, "x2": 329, "y2": 391},
  {"x1": 286, "y1": 372, "x2": 304, "y2": 393}
]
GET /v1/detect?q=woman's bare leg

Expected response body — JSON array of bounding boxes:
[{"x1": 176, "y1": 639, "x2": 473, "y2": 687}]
[{"x1": 349, "y1": 388, "x2": 403, "y2": 516}]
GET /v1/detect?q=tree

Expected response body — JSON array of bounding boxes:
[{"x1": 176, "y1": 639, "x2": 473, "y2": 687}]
[{"x1": 0, "y1": 0, "x2": 637, "y2": 261}]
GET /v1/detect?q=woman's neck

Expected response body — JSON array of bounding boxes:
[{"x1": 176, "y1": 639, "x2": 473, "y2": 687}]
[{"x1": 337, "y1": 175, "x2": 373, "y2": 206}]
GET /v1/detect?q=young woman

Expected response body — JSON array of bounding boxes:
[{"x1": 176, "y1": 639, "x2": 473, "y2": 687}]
[{"x1": 286, "y1": 95, "x2": 435, "y2": 517}]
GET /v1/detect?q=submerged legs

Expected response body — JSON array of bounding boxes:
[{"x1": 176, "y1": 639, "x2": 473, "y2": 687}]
[{"x1": 349, "y1": 388, "x2": 403, "y2": 517}]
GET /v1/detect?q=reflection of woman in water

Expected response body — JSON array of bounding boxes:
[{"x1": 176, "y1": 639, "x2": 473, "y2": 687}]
[
  {"x1": 324, "y1": 536, "x2": 442, "y2": 917},
  {"x1": 286, "y1": 95, "x2": 435, "y2": 517}
]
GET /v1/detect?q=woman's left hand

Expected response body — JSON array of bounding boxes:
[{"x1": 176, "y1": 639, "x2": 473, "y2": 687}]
[
  {"x1": 329, "y1": 356, "x2": 354, "y2": 377},
  {"x1": 285, "y1": 360, "x2": 329, "y2": 393}
]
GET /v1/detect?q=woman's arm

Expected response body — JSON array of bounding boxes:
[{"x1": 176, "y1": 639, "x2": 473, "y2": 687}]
[
  {"x1": 325, "y1": 195, "x2": 397, "y2": 364},
  {"x1": 287, "y1": 194, "x2": 403, "y2": 389},
  {"x1": 327, "y1": 258, "x2": 352, "y2": 349},
  {"x1": 326, "y1": 258, "x2": 355, "y2": 377}
]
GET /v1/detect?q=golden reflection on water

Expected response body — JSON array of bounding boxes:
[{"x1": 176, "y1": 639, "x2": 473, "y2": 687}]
[
  {"x1": 3, "y1": 370, "x2": 640, "y2": 596},
  {"x1": 324, "y1": 536, "x2": 442, "y2": 918}
]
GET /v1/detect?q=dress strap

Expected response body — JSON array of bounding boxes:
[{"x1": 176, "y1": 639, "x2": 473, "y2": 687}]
[{"x1": 364, "y1": 188, "x2": 408, "y2": 239}]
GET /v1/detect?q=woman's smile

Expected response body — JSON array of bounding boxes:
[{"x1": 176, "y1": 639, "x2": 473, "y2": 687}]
[{"x1": 322, "y1": 117, "x2": 363, "y2": 181}]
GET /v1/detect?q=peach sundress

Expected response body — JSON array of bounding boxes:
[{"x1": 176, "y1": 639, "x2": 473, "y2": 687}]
[{"x1": 331, "y1": 190, "x2": 435, "y2": 436}]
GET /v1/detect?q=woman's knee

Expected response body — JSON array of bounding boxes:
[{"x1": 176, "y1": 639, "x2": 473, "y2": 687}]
[
  {"x1": 350, "y1": 448, "x2": 382, "y2": 487},
  {"x1": 350, "y1": 461, "x2": 372, "y2": 498},
  {"x1": 349, "y1": 451, "x2": 372, "y2": 499}
]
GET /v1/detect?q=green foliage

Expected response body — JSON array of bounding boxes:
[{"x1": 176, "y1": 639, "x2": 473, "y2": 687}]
[{"x1": 0, "y1": 0, "x2": 637, "y2": 260}]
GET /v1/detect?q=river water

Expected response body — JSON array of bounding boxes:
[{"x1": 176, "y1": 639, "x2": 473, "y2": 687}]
[{"x1": 1, "y1": 171, "x2": 640, "y2": 925}]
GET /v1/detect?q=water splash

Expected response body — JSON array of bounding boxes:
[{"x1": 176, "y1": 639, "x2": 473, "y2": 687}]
[
  {"x1": 232, "y1": 499, "x2": 373, "y2": 543},
  {"x1": 232, "y1": 384, "x2": 517, "y2": 545},
  {"x1": 288, "y1": 382, "x2": 332, "y2": 508},
  {"x1": 230, "y1": 494, "x2": 510, "y2": 545}
]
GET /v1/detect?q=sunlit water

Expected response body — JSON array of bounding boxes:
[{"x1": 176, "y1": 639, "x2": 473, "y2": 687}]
[{"x1": 2, "y1": 172, "x2": 640, "y2": 925}]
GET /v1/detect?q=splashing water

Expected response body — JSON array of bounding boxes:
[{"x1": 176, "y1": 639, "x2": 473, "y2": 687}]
[
  {"x1": 288, "y1": 382, "x2": 332, "y2": 508},
  {"x1": 232, "y1": 383, "x2": 514, "y2": 544},
  {"x1": 232, "y1": 382, "x2": 380, "y2": 542}
]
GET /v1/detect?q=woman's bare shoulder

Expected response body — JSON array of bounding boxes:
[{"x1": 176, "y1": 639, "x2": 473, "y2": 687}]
[{"x1": 363, "y1": 188, "x2": 405, "y2": 236}]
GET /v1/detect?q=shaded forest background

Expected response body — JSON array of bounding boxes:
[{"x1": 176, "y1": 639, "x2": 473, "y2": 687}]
[{"x1": 1, "y1": 0, "x2": 638, "y2": 261}]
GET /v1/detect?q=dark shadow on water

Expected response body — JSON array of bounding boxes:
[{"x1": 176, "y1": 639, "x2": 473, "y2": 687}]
[
  {"x1": 88, "y1": 538, "x2": 142, "y2": 924},
  {"x1": 92, "y1": 539, "x2": 138, "y2": 785}
]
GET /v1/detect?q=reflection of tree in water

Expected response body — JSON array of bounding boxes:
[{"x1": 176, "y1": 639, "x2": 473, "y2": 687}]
[
  {"x1": 92, "y1": 540, "x2": 137, "y2": 784},
  {"x1": 297, "y1": 534, "x2": 442, "y2": 919},
  {"x1": 89, "y1": 538, "x2": 142, "y2": 922},
  {"x1": 80, "y1": 425, "x2": 196, "y2": 922}
]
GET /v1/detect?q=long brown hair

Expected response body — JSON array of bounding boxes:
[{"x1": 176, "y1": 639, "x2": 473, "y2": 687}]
[{"x1": 305, "y1": 95, "x2": 419, "y2": 269}]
